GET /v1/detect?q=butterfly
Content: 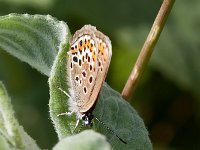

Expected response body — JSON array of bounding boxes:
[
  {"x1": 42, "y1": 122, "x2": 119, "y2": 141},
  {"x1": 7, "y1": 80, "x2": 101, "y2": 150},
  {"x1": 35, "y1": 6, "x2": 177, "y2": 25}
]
[{"x1": 58, "y1": 25, "x2": 112, "y2": 128}]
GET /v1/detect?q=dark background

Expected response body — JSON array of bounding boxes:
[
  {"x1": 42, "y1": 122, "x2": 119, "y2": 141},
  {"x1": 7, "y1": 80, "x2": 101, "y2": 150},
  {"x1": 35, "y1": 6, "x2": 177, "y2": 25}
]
[{"x1": 0, "y1": 0, "x2": 200, "y2": 149}]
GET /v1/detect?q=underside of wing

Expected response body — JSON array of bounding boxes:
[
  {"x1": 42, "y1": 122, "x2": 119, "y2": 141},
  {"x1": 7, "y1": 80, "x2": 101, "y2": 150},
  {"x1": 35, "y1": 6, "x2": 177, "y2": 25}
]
[
  {"x1": 67, "y1": 25, "x2": 101, "y2": 113},
  {"x1": 82, "y1": 28, "x2": 112, "y2": 112}
]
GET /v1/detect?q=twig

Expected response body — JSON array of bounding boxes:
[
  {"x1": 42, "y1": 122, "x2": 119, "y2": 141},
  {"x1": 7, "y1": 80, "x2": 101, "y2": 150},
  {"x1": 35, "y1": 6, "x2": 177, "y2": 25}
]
[{"x1": 121, "y1": 0, "x2": 175, "y2": 101}]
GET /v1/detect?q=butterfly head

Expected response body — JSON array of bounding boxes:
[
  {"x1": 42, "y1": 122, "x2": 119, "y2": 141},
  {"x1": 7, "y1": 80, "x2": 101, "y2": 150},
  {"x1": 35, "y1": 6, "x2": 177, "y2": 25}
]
[{"x1": 82, "y1": 111, "x2": 94, "y2": 126}]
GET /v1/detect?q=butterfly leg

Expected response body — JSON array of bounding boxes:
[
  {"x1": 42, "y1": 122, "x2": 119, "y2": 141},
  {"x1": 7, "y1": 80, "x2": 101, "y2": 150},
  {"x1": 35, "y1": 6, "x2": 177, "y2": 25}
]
[
  {"x1": 57, "y1": 111, "x2": 73, "y2": 116},
  {"x1": 74, "y1": 119, "x2": 80, "y2": 130},
  {"x1": 57, "y1": 87, "x2": 80, "y2": 132},
  {"x1": 58, "y1": 87, "x2": 71, "y2": 98}
]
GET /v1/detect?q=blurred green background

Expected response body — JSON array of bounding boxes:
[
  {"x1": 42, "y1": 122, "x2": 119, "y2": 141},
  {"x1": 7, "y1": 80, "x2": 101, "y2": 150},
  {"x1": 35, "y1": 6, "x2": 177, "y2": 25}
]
[{"x1": 0, "y1": 0, "x2": 200, "y2": 149}]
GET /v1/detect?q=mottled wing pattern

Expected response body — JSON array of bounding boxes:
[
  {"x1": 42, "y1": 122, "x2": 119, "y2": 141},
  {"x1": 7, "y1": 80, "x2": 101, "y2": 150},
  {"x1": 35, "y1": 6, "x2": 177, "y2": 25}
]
[
  {"x1": 67, "y1": 25, "x2": 112, "y2": 116},
  {"x1": 82, "y1": 29, "x2": 112, "y2": 112}
]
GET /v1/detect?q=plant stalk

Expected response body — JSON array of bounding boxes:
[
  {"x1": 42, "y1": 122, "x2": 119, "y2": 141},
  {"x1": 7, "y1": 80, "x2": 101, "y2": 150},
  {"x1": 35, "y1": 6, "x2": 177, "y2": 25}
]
[{"x1": 121, "y1": 0, "x2": 175, "y2": 101}]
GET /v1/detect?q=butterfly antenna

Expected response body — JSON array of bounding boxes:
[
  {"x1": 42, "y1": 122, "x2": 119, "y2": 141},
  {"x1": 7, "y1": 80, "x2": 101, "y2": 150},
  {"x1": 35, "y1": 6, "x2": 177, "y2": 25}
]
[{"x1": 94, "y1": 117, "x2": 127, "y2": 144}]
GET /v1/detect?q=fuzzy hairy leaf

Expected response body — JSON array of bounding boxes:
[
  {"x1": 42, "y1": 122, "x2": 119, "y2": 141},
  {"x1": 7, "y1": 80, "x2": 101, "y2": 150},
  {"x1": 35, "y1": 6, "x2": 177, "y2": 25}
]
[
  {"x1": 94, "y1": 83, "x2": 152, "y2": 150},
  {"x1": 49, "y1": 38, "x2": 152, "y2": 150},
  {"x1": 0, "y1": 135, "x2": 13, "y2": 150},
  {"x1": 0, "y1": 14, "x2": 69, "y2": 76},
  {"x1": 53, "y1": 130, "x2": 111, "y2": 150},
  {"x1": 0, "y1": 13, "x2": 152, "y2": 149},
  {"x1": 0, "y1": 82, "x2": 40, "y2": 150}
]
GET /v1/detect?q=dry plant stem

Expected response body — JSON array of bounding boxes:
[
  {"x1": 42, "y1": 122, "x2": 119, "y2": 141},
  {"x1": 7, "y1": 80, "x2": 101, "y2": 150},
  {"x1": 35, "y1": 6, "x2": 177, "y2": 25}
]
[{"x1": 121, "y1": 0, "x2": 175, "y2": 101}]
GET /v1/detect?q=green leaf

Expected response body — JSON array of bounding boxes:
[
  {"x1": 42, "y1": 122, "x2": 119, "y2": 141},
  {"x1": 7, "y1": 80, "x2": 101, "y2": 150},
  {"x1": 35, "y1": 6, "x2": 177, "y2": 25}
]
[
  {"x1": 49, "y1": 36, "x2": 73, "y2": 138},
  {"x1": 49, "y1": 39, "x2": 152, "y2": 150},
  {"x1": 0, "y1": 82, "x2": 40, "y2": 150},
  {"x1": 0, "y1": 13, "x2": 69, "y2": 76},
  {"x1": 0, "y1": 13, "x2": 152, "y2": 149},
  {"x1": 53, "y1": 130, "x2": 111, "y2": 150},
  {"x1": 94, "y1": 83, "x2": 152, "y2": 150},
  {"x1": 0, "y1": 135, "x2": 13, "y2": 150}
]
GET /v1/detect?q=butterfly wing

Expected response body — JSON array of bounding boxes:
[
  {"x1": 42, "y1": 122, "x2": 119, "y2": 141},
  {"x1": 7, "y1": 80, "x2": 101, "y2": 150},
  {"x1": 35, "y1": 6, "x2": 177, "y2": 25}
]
[
  {"x1": 81, "y1": 28, "x2": 112, "y2": 112},
  {"x1": 67, "y1": 25, "x2": 112, "y2": 115}
]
